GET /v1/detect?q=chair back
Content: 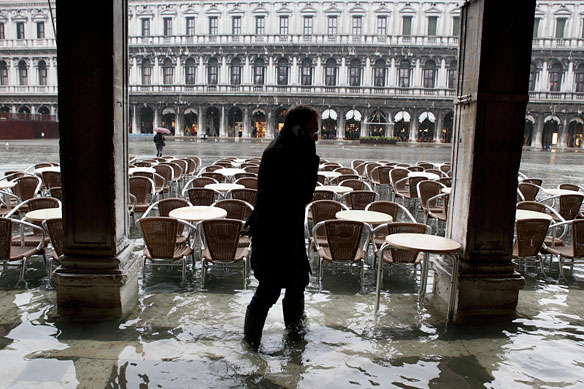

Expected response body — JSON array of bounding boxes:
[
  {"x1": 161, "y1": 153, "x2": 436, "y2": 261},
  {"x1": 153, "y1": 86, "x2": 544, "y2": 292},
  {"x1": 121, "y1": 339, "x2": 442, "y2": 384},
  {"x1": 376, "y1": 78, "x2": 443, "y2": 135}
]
[
  {"x1": 438, "y1": 177, "x2": 452, "y2": 187},
  {"x1": 417, "y1": 180, "x2": 443, "y2": 212},
  {"x1": 384, "y1": 222, "x2": 429, "y2": 263},
  {"x1": 517, "y1": 201, "x2": 547, "y2": 213},
  {"x1": 370, "y1": 166, "x2": 392, "y2": 185},
  {"x1": 515, "y1": 218, "x2": 550, "y2": 257},
  {"x1": 559, "y1": 194, "x2": 584, "y2": 220},
  {"x1": 244, "y1": 166, "x2": 259, "y2": 174},
  {"x1": 354, "y1": 162, "x2": 368, "y2": 178},
  {"x1": 343, "y1": 190, "x2": 377, "y2": 210},
  {"x1": 138, "y1": 217, "x2": 179, "y2": 259},
  {"x1": 0, "y1": 217, "x2": 13, "y2": 258},
  {"x1": 41, "y1": 171, "x2": 61, "y2": 190},
  {"x1": 234, "y1": 177, "x2": 258, "y2": 189},
  {"x1": 425, "y1": 168, "x2": 443, "y2": 177},
  {"x1": 339, "y1": 179, "x2": 370, "y2": 191},
  {"x1": 13, "y1": 175, "x2": 42, "y2": 201},
  {"x1": 129, "y1": 176, "x2": 154, "y2": 203},
  {"x1": 333, "y1": 167, "x2": 356, "y2": 175},
  {"x1": 408, "y1": 176, "x2": 424, "y2": 198},
  {"x1": 324, "y1": 220, "x2": 364, "y2": 262},
  {"x1": 439, "y1": 164, "x2": 451, "y2": 174},
  {"x1": 230, "y1": 188, "x2": 257, "y2": 206},
  {"x1": 157, "y1": 198, "x2": 190, "y2": 216},
  {"x1": 417, "y1": 162, "x2": 434, "y2": 170},
  {"x1": 187, "y1": 177, "x2": 218, "y2": 189},
  {"x1": 186, "y1": 188, "x2": 217, "y2": 206},
  {"x1": 233, "y1": 172, "x2": 257, "y2": 180},
  {"x1": 49, "y1": 187, "x2": 62, "y2": 200},
  {"x1": 311, "y1": 190, "x2": 335, "y2": 202},
  {"x1": 213, "y1": 199, "x2": 253, "y2": 221},
  {"x1": 201, "y1": 218, "x2": 242, "y2": 261},
  {"x1": 518, "y1": 183, "x2": 540, "y2": 201},
  {"x1": 407, "y1": 166, "x2": 424, "y2": 172},
  {"x1": 200, "y1": 171, "x2": 225, "y2": 182},
  {"x1": 365, "y1": 163, "x2": 381, "y2": 181},
  {"x1": 390, "y1": 168, "x2": 409, "y2": 189},
  {"x1": 522, "y1": 178, "x2": 543, "y2": 186},
  {"x1": 310, "y1": 200, "x2": 346, "y2": 239},
  {"x1": 43, "y1": 218, "x2": 64, "y2": 257},
  {"x1": 154, "y1": 164, "x2": 173, "y2": 183},
  {"x1": 27, "y1": 197, "x2": 61, "y2": 212},
  {"x1": 331, "y1": 174, "x2": 359, "y2": 185},
  {"x1": 173, "y1": 159, "x2": 188, "y2": 176},
  {"x1": 351, "y1": 160, "x2": 366, "y2": 170},
  {"x1": 134, "y1": 162, "x2": 153, "y2": 167},
  {"x1": 558, "y1": 183, "x2": 580, "y2": 192}
]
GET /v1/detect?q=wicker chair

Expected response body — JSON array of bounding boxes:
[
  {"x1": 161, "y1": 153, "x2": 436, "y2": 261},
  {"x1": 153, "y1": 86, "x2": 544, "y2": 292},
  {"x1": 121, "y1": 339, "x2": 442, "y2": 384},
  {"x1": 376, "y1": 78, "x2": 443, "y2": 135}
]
[
  {"x1": 517, "y1": 201, "x2": 565, "y2": 247},
  {"x1": 234, "y1": 177, "x2": 258, "y2": 189},
  {"x1": 544, "y1": 219, "x2": 584, "y2": 279},
  {"x1": 42, "y1": 217, "x2": 63, "y2": 280},
  {"x1": 186, "y1": 188, "x2": 221, "y2": 206},
  {"x1": 517, "y1": 182, "x2": 542, "y2": 201},
  {"x1": 354, "y1": 161, "x2": 369, "y2": 179},
  {"x1": 340, "y1": 190, "x2": 378, "y2": 210},
  {"x1": 6, "y1": 197, "x2": 61, "y2": 249},
  {"x1": 153, "y1": 164, "x2": 174, "y2": 196},
  {"x1": 365, "y1": 162, "x2": 382, "y2": 182},
  {"x1": 368, "y1": 203, "x2": 417, "y2": 254},
  {"x1": 229, "y1": 188, "x2": 258, "y2": 207},
  {"x1": 311, "y1": 219, "x2": 371, "y2": 283},
  {"x1": 200, "y1": 171, "x2": 225, "y2": 183},
  {"x1": 393, "y1": 175, "x2": 424, "y2": 213},
  {"x1": 182, "y1": 177, "x2": 219, "y2": 195},
  {"x1": 12, "y1": 175, "x2": 42, "y2": 206},
  {"x1": 543, "y1": 194, "x2": 584, "y2": 221},
  {"x1": 417, "y1": 162, "x2": 434, "y2": 170},
  {"x1": 41, "y1": 171, "x2": 61, "y2": 194},
  {"x1": 351, "y1": 159, "x2": 366, "y2": 170},
  {"x1": 143, "y1": 197, "x2": 191, "y2": 244},
  {"x1": 558, "y1": 183, "x2": 582, "y2": 192},
  {"x1": 311, "y1": 190, "x2": 335, "y2": 202},
  {"x1": 407, "y1": 166, "x2": 424, "y2": 172},
  {"x1": 330, "y1": 174, "x2": 360, "y2": 185},
  {"x1": 129, "y1": 176, "x2": 156, "y2": 217},
  {"x1": 243, "y1": 166, "x2": 259, "y2": 175},
  {"x1": 138, "y1": 216, "x2": 195, "y2": 283},
  {"x1": 333, "y1": 167, "x2": 357, "y2": 175},
  {"x1": 417, "y1": 180, "x2": 445, "y2": 224},
  {"x1": 213, "y1": 199, "x2": 253, "y2": 247},
  {"x1": 389, "y1": 168, "x2": 409, "y2": 201},
  {"x1": 0, "y1": 217, "x2": 46, "y2": 284},
  {"x1": 305, "y1": 200, "x2": 349, "y2": 257},
  {"x1": 522, "y1": 178, "x2": 543, "y2": 186},
  {"x1": 199, "y1": 218, "x2": 250, "y2": 287},
  {"x1": 201, "y1": 164, "x2": 223, "y2": 173},
  {"x1": 339, "y1": 179, "x2": 372, "y2": 191},
  {"x1": 132, "y1": 171, "x2": 167, "y2": 199},
  {"x1": 233, "y1": 172, "x2": 257, "y2": 181},
  {"x1": 369, "y1": 165, "x2": 392, "y2": 195},
  {"x1": 512, "y1": 218, "x2": 551, "y2": 275}
]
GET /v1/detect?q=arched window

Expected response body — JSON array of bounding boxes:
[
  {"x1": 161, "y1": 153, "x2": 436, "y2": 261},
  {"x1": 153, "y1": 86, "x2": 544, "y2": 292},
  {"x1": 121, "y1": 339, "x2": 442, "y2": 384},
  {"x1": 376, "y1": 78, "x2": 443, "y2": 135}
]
[
  {"x1": 575, "y1": 63, "x2": 584, "y2": 93},
  {"x1": 301, "y1": 58, "x2": 312, "y2": 86},
  {"x1": 38, "y1": 60, "x2": 47, "y2": 86},
  {"x1": 423, "y1": 60, "x2": 436, "y2": 89},
  {"x1": 277, "y1": 57, "x2": 288, "y2": 86},
  {"x1": 38, "y1": 106, "x2": 50, "y2": 115},
  {"x1": 254, "y1": 58, "x2": 265, "y2": 85},
  {"x1": 231, "y1": 57, "x2": 241, "y2": 85},
  {"x1": 185, "y1": 58, "x2": 196, "y2": 85},
  {"x1": 18, "y1": 60, "x2": 28, "y2": 85},
  {"x1": 0, "y1": 61, "x2": 8, "y2": 85},
  {"x1": 325, "y1": 58, "x2": 337, "y2": 86},
  {"x1": 549, "y1": 62, "x2": 563, "y2": 92},
  {"x1": 349, "y1": 59, "x2": 361, "y2": 86},
  {"x1": 398, "y1": 60, "x2": 411, "y2": 88},
  {"x1": 373, "y1": 59, "x2": 386, "y2": 87},
  {"x1": 163, "y1": 58, "x2": 173, "y2": 85},
  {"x1": 448, "y1": 60, "x2": 457, "y2": 89},
  {"x1": 141, "y1": 59, "x2": 152, "y2": 85},
  {"x1": 207, "y1": 57, "x2": 218, "y2": 85}
]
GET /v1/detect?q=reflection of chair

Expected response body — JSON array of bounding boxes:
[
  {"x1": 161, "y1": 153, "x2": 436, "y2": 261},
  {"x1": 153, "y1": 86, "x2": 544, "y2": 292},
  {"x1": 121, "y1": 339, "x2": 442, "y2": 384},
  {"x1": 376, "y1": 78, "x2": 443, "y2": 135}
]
[
  {"x1": 199, "y1": 218, "x2": 250, "y2": 287},
  {"x1": 42, "y1": 218, "x2": 63, "y2": 280},
  {"x1": 544, "y1": 219, "x2": 584, "y2": 279},
  {"x1": 229, "y1": 188, "x2": 257, "y2": 206},
  {"x1": 138, "y1": 217, "x2": 195, "y2": 282},
  {"x1": 512, "y1": 218, "x2": 551, "y2": 274},
  {"x1": 339, "y1": 190, "x2": 377, "y2": 210},
  {"x1": 0, "y1": 217, "x2": 46, "y2": 283},
  {"x1": 304, "y1": 200, "x2": 348, "y2": 256},
  {"x1": 185, "y1": 187, "x2": 220, "y2": 206},
  {"x1": 312, "y1": 219, "x2": 370, "y2": 283}
]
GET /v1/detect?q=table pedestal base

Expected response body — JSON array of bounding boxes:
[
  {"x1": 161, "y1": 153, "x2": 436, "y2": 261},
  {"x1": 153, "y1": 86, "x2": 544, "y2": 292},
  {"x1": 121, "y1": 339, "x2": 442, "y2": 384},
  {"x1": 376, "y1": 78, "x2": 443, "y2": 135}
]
[
  {"x1": 432, "y1": 258, "x2": 525, "y2": 323},
  {"x1": 53, "y1": 244, "x2": 141, "y2": 320}
]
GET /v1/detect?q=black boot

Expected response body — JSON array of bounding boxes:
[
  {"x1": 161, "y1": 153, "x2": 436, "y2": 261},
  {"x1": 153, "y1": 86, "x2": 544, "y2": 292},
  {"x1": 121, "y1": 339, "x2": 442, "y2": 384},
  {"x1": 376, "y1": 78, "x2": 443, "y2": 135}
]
[
  {"x1": 243, "y1": 306, "x2": 267, "y2": 350},
  {"x1": 283, "y1": 297, "x2": 306, "y2": 341}
]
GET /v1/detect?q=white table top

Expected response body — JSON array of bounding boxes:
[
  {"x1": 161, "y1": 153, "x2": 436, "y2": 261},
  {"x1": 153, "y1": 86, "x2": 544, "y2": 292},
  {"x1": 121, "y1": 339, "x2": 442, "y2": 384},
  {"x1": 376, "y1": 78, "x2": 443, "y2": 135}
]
[
  {"x1": 441, "y1": 187, "x2": 452, "y2": 194},
  {"x1": 385, "y1": 233, "x2": 461, "y2": 253},
  {"x1": 515, "y1": 209, "x2": 553, "y2": 221},
  {"x1": 315, "y1": 185, "x2": 353, "y2": 194},
  {"x1": 168, "y1": 206, "x2": 227, "y2": 222},
  {"x1": 336, "y1": 210, "x2": 393, "y2": 225},
  {"x1": 542, "y1": 188, "x2": 583, "y2": 196},
  {"x1": 0, "y1": 180, "x2": 16, "y2": 189},
  {"x1": 25, "y1": 207, "x2": 62, "y2": 222},
  {"x1": 35, "y1": 166, "x2": 60, "y2": 174},
  {"x1": 216, "y1": 168, "x2": 246, "y2": 176},
  {"x1": 408, "y1": 172, "x2": 440, "y2": 180},
  {"x1": 129, "y1": 167, "x2": 156, "y2": 174},
  {"x1": 318, "y1": 171, "x2": 342, "y2": 179},
  {"x1": 204, "y1": 183, "x2": 245, "y2": 192}
]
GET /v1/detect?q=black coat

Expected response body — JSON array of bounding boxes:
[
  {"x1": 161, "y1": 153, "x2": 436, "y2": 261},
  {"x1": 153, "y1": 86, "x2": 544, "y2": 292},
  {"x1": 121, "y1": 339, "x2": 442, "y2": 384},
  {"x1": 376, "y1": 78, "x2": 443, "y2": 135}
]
[
  {"x1": 153, "y1": 133, "x2": 165, "y2": 146},
  {"x1": 248, "y1": 127, "x2": 319, "y2": 287}
]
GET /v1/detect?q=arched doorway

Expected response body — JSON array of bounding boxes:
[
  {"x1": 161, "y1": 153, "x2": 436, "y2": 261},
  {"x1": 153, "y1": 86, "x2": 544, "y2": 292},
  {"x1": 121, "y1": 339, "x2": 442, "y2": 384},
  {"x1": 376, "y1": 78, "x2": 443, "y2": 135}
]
[
  {"x1": 251, "y1": 108, "x2": 266, "y2": 138},
  {"x1": 567, "y1": 119, "x2": 584, "y2": 148},
  {"x1": 542, "y1": 116, "x2": 560, "y2": 149},
  {"x1": 140, "y1": 106, "x2": 154, "y2": 134},
  {"x1": 18, "y1": 106, "x2": 31, "y2": 114},
  {"x1": 524, "y1": 117, "x2": 534, "y2": 146},
  {"x1": 184, "y1": 107, "x2": 198, "y2": 136},
  {"x1": 345, "y1": 109, "x2": 361, "y2": 140},
  {"x1": 38, "y1": 106, "x2": 50, "y2": 115},
  {"x1": 367, "y1": 109, "x2": 390, "y2": 137},
  {"x1": 417, "y1": 112, "x2": 436, "y2": 142},
  {"x1": 206, "y1": 107, "x2": 220, "y2": 136},
  {"x1": 228, "y1": 107, "x2": 243, "y2": 137},
  {"x1": 0, "y1": 106, "x2": 10, "y2": 113},
  {"x1": 394, "y1": 111, "x2": 411, "y2": 142},
  {"x1": 275, "y1": 107, "x2": 287, "y2": 135},
  {"x1": 321, "y1": 109, "x2": 337, "y2": 139},
  {"x1": 161, "y1": 107, "x2": 176, "y2": 135},
  {"x1": 442, "y1": 111, "x2": 453, "y2": 143}
]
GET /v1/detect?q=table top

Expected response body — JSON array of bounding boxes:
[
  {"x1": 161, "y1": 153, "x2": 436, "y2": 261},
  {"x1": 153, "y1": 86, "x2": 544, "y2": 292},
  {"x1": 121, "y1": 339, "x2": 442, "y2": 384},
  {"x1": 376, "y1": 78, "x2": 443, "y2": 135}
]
[
  {"x1": 25, "y1": 207, "x2": 62, "y2": 222},
  {"x1": 515, "y1": 209, "x2": 553, "y2": 221},
  {"x1": 168, "y1": 206, "x2": 227, "y2": 222},
  {"x1": 204, "y1": 183, "x2": 245, "y2": 192},
  {"x1": 542, "y1": 188, "x2": 583, "y2": 196},
  {"x1": 216, "y1": 168, "x2": 246, "y2": 176},
  {"x1": 408, "y1": 172, "x2": 440, "y2": 180},
  {"x1": 336, "y1": 210, "x2": 393, "y2": 225},
  {"x1": 318, "y1": 171, "x2": 342, "y2": 178},
  {"x1": 35, "y1": 166, "x2": 60, "y2": 174},
  {"x1": 315, "y1": 185, "x2": 353, "y2": 194},
  {"x1": 385, "y1": 233, "x2": 461, "y2": 253},
  {"x1": 0, "y1": 180, "x2": 16, "y2": 189},
  {"x1": 129, "y1": 167, "x2": 156, "y2": 174},
  {"x1": 441, "y1": 187, "x2": 452, "y2": 194}
]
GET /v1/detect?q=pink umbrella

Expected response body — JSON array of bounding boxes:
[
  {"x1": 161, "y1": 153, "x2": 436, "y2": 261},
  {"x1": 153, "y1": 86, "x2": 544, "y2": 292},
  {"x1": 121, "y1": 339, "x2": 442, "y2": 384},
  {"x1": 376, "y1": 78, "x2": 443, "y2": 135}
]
[{"x1": 154, "y1": 127, "x2": 171, "y2": 134}]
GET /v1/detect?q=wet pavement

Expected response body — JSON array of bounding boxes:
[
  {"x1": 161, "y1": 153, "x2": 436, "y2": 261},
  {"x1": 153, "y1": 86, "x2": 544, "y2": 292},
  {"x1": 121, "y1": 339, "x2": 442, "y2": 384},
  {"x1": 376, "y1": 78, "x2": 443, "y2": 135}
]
[{"x1": 0, "y1": 138, "x2": 583, "y2": 387}]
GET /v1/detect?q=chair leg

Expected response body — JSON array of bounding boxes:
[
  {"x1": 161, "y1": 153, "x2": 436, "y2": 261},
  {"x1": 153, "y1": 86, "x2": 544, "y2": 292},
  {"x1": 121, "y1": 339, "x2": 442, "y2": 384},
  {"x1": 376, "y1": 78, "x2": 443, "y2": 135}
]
[
  {"x1": 559, "y1": 256, "x2": 567, "y2": 280},
  {"x1": 18, "y1": 257, "x2": 26, "y2": 284}
]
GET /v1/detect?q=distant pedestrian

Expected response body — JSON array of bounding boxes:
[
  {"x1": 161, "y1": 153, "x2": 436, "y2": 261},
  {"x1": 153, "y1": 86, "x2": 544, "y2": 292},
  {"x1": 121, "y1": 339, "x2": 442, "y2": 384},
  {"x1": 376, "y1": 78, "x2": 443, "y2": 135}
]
[{"x1": 153, "y1": 132, "x2": 165, "y2": 157}]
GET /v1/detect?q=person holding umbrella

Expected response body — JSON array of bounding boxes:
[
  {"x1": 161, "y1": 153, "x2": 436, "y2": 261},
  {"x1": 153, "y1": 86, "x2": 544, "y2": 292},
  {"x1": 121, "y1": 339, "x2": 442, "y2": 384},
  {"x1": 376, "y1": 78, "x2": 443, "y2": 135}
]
[{"x1": 153, "y1": 127, "x2": 169, "y2": 157}]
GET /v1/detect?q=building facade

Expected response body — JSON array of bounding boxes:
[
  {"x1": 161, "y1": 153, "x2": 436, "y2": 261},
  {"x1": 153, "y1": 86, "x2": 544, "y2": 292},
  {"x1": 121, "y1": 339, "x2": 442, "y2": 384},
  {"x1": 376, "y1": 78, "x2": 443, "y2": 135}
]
[{"x1": 0, "y1": 0, "x2": 583, "y2": 148}]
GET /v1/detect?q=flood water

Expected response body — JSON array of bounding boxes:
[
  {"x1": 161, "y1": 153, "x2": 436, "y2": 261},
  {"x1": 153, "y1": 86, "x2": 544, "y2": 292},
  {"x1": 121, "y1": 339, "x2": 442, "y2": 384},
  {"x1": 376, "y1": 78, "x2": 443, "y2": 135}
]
[{"x1": 0, "y1": 138, "x2": 583, "y2": 388}]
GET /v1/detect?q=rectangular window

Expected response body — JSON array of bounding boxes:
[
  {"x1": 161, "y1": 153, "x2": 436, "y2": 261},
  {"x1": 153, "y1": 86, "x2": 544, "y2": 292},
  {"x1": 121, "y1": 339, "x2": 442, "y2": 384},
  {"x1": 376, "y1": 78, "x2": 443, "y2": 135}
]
[
  {"x1": 163, "y1": 18, "x2": 173, "y2": 36},
  {"x1": 374, "y1": 68, "x2": 385, "y2": 87},
  {"x1": 352, "y1": 16, "x2": 362, "y2": 36},
  {"x1": 399, "y1": 68, "x2": 410, "y2": 88},
  {"x1": 328, "y1": 16, "x2": 337, "y2": 35},
  {"x1": 377, "y1": 16, "x2": 387, "y2": 36},
  {"x1": 19, "y1": 67, "x2": 28, "y2": 85},
  {"x1": 301, "y1": 66, "x2": 312, "y2": 86},
  {"x1": 185, "y1": 65, "x2": 196, "y2": 85},
  {"x1": 39, "y1": 66, "x2": 47, "y2": 85},
  {"x1": 303, "y1": 16, "x2": 313, "y2": 35},
  {"x1": 141, "y1": 19, "x2": 150, "y2": 37},
  {"x1": 528, "y1": 70, "x2": 536, "y2": 91},
  {"x1": 280, "y1": 16, "x2": 289, "y2": 35},
  {"x1": 16, "y1": 22, "x2": 25, "y2": 39},
  {"x1": 448, "y1": 69, "x2": 457, "y2": 89},
  {"x1": 142, "y1": 66, "x2": 151, "y2": 85},
  {"x1": 423, "y1": 69, "x2": 435, "y2": 88},
  {"x1": 0, "y1": 67, "x2": 7, "y2": 85},
  {"x1": 36, "y1": 22, "x2": 45, "y2": 39},
  {"x1": 575, "y1": 73, "x2": 584, "y2": 93},
  {"x1": 256, "y1": 16, "x2": 265, "y2": 35},
  {"x1": 231, "y1": 66, "x2": 241, "y2": 85},
  {"x1": 582, "y1": 19, "x2": 584, "y2": 39},
  {"x1": 325, "y1": 67, "x2": 336, "y2": 86},
  {"x1": 232, "y1": 16, "x2": 241, "y2": 35},
  {"x1": 209, "y1": 16, "x2": 218, "y2": 35},
  {"x1": 254, "y1": 66, "x2": 264, "y2": 85},
  {"x1": 186, "y1": 17, "x2": 195, "y2": 36},
  {"x1": 208, "y1": 66, "x2": 218, "y2": 85},
  {"x1": 277, "y1": 66, "x2": 288, "y2": 85},
  {"x1": 549, "y1": 72, "x2": 562, "y2": 92},
  {"x1": 555, "y1": 18, "x2": 567, "y2": 39},
  {"x1": 533, "y1": 18, "x2": 540, "y2": 38},
  {"x1": 452, "y1": 16, "x2": 460, "y2": 36},
  {"x1": 402, "y1": 16, "x2": 412, "y2": 36},
  {"x1": 163, "y1": 66, "x2": 173, "y2": 85},
  {"x1": 349, "y1": 67, "x2": 360, "y2": 86},
  {"x1": 428, "y1": 16, "x2": 437, "y2": 37},
  {"x1": 0, "y1": 23, "x2": 4, "y2": 40}
]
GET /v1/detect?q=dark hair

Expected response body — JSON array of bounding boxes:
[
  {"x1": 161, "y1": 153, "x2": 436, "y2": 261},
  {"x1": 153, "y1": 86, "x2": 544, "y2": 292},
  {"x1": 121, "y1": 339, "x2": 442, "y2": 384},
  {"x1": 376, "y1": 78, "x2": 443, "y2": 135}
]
[{"x1": 283, "y1": 105, "x2": 319, "y2": 131}]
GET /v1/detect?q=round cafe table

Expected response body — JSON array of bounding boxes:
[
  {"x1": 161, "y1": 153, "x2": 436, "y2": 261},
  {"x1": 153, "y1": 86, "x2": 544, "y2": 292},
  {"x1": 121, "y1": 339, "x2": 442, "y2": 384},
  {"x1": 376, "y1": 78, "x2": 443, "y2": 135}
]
[
  {"x1": 129, "y1": 167, "x2": 156, "y2": 174},
  {"x1": 542, "y1": 188, "x2": 582, "y2": 197},
  {"x1": 336, "y1": 210, "x2": 392, "y2": 226},
  {"x1": 0, "y1": 180, "x2": 16, "y2": 190},
  {"x1": 408, "y1": 171, "x2": 440, "y2": 180},
  {"x1": 35, "y1": 166, "x2": 60, "y2": 174},
  {"x1": 318, "y1": 171, "x2": 342, "y2": 179},
  {"x1": 515, "y1": 209, "x2": 552, "y2": 221},
  {"x1": 168, "y1": 206, "x2": 227, "y2": 223},
  {"x1": 315, "y1": 185, "x2": 353, "y2": 195},
  {"x1": 441, "y1": 187, "x2": 452, "y2": 195},
  {"x1": 204, "y1": 183, "x2": 245, "y2": 193},
  {"x1": 376, "y1": 233, "x2": 461, "y2": 323},
  {"x1": 216, "y1": 168, "x2": 246, "y2": 177},
  {"x1": 25, "y1": 207, "x2": 62, "y2": 222}
]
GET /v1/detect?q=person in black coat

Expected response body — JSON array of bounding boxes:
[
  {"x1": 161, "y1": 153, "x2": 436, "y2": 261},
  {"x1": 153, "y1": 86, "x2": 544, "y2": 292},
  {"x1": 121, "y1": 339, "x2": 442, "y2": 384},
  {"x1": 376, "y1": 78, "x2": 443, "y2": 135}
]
[
  {"x1": 153, "y1": 132, "x2": 165, "y2": 157},
  {"x1": 243, "y1": 105, "x2": 320, "y2": 348}
]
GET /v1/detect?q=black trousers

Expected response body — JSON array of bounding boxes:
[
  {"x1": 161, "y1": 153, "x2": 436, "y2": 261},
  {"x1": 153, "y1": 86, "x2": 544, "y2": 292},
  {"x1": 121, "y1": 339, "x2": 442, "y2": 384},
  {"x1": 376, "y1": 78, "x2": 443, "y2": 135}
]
[
  {"x1": 156, "y1": 145, "x2": 163, "y2": 157},
  {"x1": 248, "y1": 273, "x2": 307, "y2": 317}
]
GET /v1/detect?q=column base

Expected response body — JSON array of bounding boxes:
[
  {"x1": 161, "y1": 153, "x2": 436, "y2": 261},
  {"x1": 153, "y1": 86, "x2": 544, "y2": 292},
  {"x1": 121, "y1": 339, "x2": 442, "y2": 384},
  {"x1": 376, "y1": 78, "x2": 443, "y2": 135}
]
[
  {"x1": 53, "y1": 244, "x2": 141, "y2": 321},
  {"x1": 432, "y1": 258, "x2": 525, "y2": 323}
]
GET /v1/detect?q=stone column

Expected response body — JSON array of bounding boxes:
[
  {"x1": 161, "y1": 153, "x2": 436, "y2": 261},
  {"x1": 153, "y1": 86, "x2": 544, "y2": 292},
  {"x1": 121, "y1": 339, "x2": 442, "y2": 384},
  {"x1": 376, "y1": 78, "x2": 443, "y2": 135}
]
[
  {"x1": 409, "y1": 114, "x2": 418, "y2": 142},
  {"x1": 198, "y1": 106, "x2": 206, "y2": 136},
  {"x1": 219, "y1": 105, "x2": 226, "y2": 137},
  {"x1": 362, "y1": 108, "x2": 370, "y2": 137},
  {"x1": 434, "y1": 112, "x2": 443, "y2": 143},
  {"x1": 243, "y1": 106, "x2": 250, "y2": 138},
  {"x1": 266, "y1": 109, "x2": 274, "y2": 139},
  {"x1": 54, "y1": 0, "x2": 140, "y2": 320},
  {"x1": 153, "y1": 107, "x2": 160, "y2": 128},
  {"x1": 438, "y1": 0, "x2": 536, "y2": 323},
  {"x1": 533, "y1": 113, "x2": 544, "y2": 149},
  {"x1": 336, "y1": 110, "x2": 345, "y2": 139},
  {"x1": 132, "y1": 104, "x2": 139, "y2": 134},
  {"x1": 559, "y1": 116, "x2": 568, "y2": 149},
  {"x1": 175, "y1": 107, "x2": 183, "y2": 137}
]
